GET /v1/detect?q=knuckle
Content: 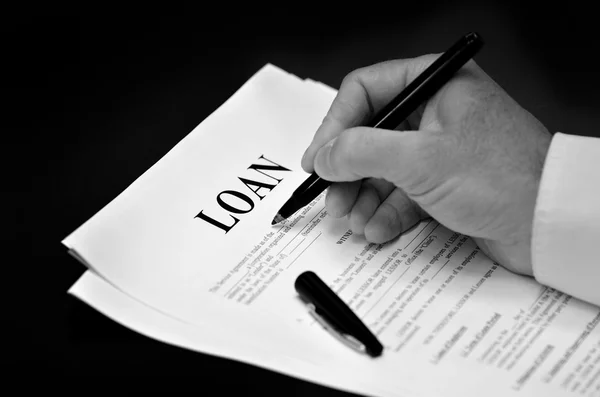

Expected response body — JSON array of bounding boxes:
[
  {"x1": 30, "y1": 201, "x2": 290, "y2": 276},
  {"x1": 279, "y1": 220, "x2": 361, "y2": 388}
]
[
  {"x1": 331, "y1": 96, "x2": 360, "y2": 120},
  {"x1": 341, "y1": 68, "x2": 362, "y2": 87}
]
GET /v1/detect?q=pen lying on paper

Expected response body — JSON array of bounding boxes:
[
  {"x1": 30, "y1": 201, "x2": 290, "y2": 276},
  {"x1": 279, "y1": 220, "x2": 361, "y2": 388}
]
[
  {"x1": 295, "y1": 271, "x2": 384, "y2": 358},
  {"x1": 272, "y1": 31, "x2": 484, "y2": 225}
]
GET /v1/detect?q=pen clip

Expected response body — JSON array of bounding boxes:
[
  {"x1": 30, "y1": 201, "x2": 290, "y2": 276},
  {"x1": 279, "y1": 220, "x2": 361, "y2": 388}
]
[{"x1": 307, "y1": 303, "x2": 367, "y2": 354}]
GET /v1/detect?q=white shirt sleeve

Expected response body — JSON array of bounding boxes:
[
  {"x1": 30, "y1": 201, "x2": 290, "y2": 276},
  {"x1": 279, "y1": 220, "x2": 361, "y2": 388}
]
[{"x1": 532, "y1": 132, "x2": 600, "y2": 307}]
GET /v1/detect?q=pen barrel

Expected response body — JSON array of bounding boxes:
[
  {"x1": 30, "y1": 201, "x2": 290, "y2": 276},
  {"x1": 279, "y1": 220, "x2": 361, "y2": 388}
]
[
  {"x1": 279, "y1": 174, "x2": 331, "y2": 219},
  {"x1": 368, "y1": 32, "x2": 483, "y2": 131}
]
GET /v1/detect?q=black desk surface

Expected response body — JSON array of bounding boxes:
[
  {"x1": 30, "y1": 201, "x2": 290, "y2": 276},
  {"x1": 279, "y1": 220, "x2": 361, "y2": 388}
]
[{"x1": 9, "y1": 2, "x2": 599, "y2": 394}]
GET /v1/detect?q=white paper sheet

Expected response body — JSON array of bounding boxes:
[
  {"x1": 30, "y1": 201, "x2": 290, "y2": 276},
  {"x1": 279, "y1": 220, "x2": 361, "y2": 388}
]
[{"x1": 64, "y1": 64, "x2": 600, "y2": 397}]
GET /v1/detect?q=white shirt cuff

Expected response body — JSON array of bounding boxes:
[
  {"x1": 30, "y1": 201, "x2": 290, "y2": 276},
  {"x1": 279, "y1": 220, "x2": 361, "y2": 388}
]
[{"x1": 532, "y1": 132, "x2": 600, "y2": 307}]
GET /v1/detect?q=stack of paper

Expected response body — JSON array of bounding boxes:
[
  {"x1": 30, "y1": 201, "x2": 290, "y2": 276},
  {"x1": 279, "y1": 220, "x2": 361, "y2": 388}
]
[{"x1": 63, "y1": 64, "x2": 599, "y2": 397}]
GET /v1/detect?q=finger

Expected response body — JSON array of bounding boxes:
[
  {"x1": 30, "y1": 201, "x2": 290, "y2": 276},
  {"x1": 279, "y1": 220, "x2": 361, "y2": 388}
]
[
  {"x1": 364, "y1": 178, "x2": 396, "y2": 201},
  {"x1": 348, "y1": 182, "x2": 381, "y2": 236},
  {"x1": 324, "y1": 181, "x2": 361, "y2": 218},
  {"x1": 346, "y1": 178, "x2": 395, "y2": 235},
  {"x1": 313, "y1": 126, "x2": 448, "y2": 195},
  {"x1": 301, "y1": 54, "x2": 440, "y2": 173},
  {"x1": 364, "y1": 188, "x2": 428, "y2": 243}
]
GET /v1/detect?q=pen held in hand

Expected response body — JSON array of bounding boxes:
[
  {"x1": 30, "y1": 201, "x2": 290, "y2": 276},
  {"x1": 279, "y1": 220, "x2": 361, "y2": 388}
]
[{"x1": 272, "y1": 32, "x2": 484, "y2": 225}]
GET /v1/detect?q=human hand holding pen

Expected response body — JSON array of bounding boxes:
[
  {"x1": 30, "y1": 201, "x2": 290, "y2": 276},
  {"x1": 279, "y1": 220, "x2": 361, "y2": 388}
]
[{"x1": 301, "y1": 55, "x2": 552, "y2": 276}]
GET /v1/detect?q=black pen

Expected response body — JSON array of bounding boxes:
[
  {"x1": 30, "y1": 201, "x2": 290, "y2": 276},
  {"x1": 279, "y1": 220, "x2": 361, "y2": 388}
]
[
  {"x1": 272, "y1": 32, "x2": 484, "y2": 225},
  {"x1": 295, "y1": 271, "x2": 383, "y2": 357}
]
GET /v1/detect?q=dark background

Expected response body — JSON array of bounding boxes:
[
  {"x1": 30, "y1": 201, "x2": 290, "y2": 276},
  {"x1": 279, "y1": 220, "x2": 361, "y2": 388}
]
[{"x1": 8, "y1": 1, "x2": 599, "y2": 394}]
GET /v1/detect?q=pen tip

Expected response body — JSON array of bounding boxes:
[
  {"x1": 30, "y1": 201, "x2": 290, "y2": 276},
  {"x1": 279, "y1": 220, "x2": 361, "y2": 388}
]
[{"x1": 271, "y1": 214, "x2": 284, "y2": 225}]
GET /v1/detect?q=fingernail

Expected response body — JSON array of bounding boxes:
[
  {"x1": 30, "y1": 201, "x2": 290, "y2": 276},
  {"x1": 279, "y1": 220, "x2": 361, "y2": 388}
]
[{"x1": 314, "y1": 138, "x2": 336, "y2": 177}]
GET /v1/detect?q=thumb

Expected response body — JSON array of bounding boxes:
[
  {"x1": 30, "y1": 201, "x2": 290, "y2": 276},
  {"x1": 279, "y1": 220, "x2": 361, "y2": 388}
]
[{"x1": 313, "y1": 126, "x2": 448, "y2": 196}]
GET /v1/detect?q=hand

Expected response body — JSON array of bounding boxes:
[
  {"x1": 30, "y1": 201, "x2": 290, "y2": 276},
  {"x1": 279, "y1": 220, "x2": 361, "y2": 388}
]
[{"x1": 301, "y1": 55, "x2": 552, "y2": 276}]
